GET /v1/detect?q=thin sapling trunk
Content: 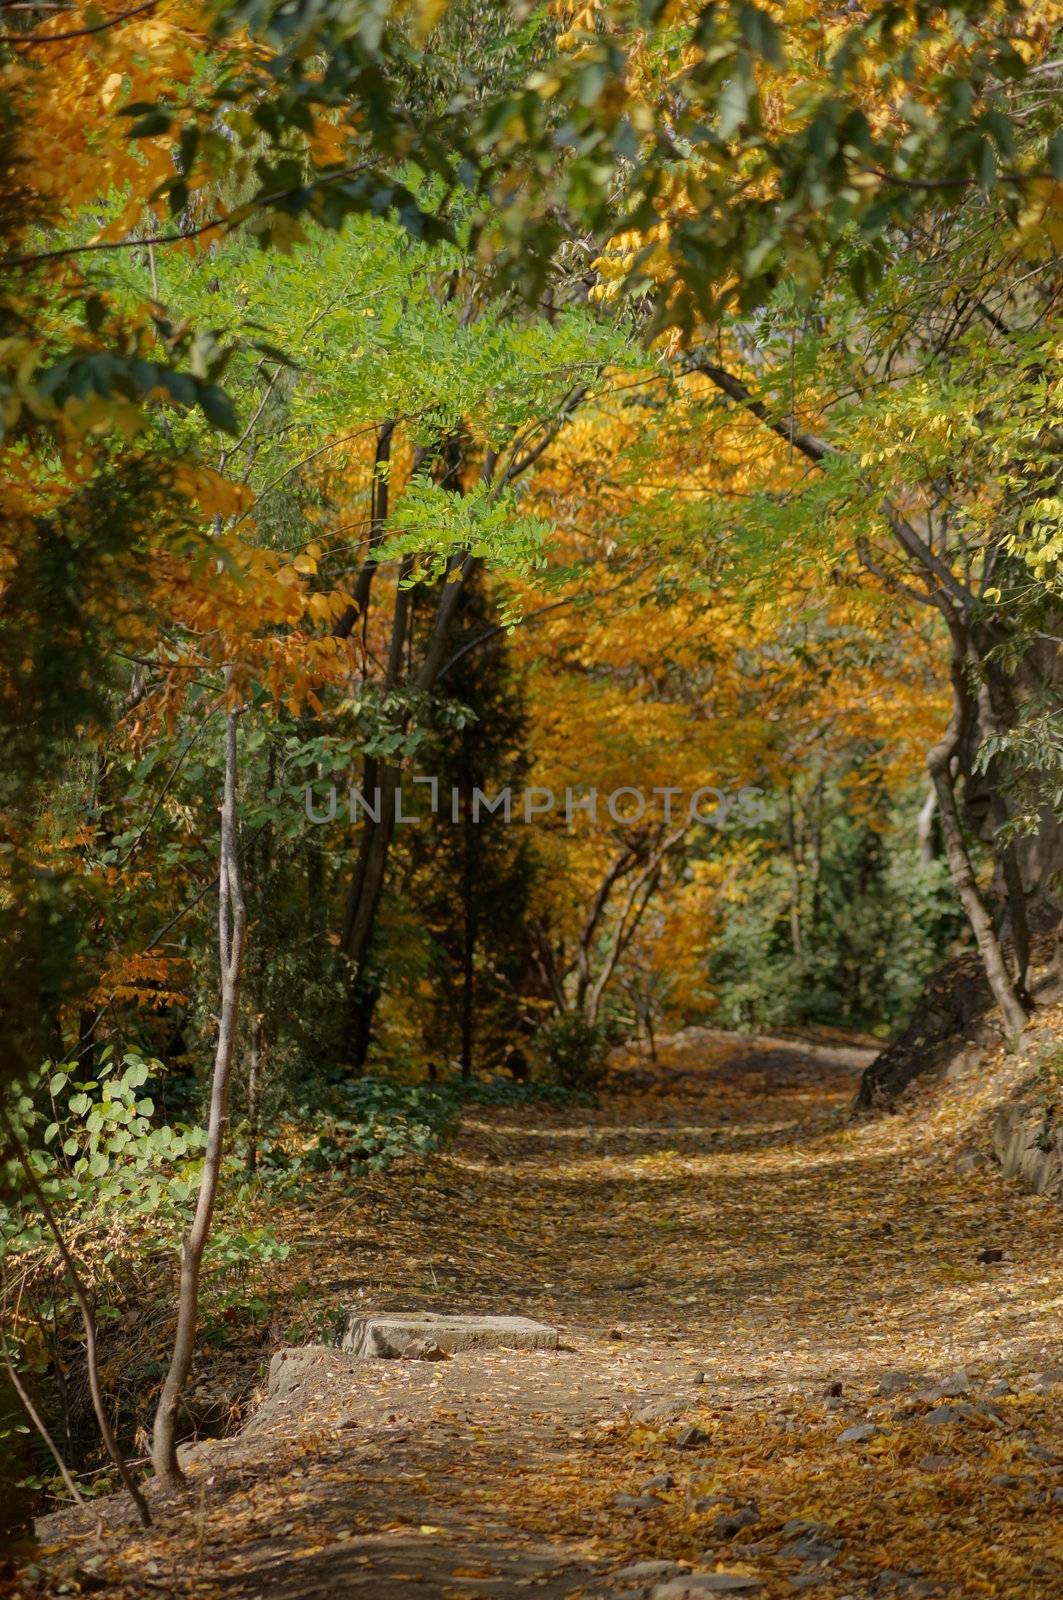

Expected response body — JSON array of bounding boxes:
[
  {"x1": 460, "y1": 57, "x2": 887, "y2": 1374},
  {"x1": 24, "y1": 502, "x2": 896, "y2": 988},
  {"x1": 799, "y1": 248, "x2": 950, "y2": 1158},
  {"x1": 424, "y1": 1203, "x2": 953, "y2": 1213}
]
[{"x1": 151, "y1": 700, "x2": 247, "y2": 1487}]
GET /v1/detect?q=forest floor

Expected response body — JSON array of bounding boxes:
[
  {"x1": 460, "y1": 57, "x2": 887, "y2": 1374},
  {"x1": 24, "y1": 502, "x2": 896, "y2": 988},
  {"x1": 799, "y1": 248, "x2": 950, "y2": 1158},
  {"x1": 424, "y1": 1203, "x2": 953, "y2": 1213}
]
[{"x1": 21, "y1": 1024, "x2": 1063, "y2": 1600}]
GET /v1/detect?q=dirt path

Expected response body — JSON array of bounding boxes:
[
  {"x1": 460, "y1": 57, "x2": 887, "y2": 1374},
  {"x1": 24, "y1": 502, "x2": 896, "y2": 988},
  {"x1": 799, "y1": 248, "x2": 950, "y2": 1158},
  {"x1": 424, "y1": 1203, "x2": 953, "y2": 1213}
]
[{"x1": 31, "y1": 1030, "x2": 1063, "y2": 1600}]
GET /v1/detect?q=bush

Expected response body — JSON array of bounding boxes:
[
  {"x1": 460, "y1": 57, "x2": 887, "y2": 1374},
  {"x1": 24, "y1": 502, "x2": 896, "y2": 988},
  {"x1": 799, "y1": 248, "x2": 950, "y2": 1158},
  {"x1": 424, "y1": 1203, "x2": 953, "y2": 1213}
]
[
  {"x1": 265, "y1": 1077, "x2": 462, "y2": 1177},
  {"x1": 0, "y1": 1050, "x2": 287, "y2": 1498},
  {"x1": 537, "y1": 1013, "x2": 613, "y2": 1092}
]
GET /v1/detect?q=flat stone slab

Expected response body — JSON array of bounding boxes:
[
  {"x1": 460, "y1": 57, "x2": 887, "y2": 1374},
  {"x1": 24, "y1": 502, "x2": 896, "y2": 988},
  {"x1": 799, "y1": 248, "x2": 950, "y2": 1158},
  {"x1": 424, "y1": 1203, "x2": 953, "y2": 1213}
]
[{"x1": 340, "y1": 1311, "x2": 559, "y2": 1358}]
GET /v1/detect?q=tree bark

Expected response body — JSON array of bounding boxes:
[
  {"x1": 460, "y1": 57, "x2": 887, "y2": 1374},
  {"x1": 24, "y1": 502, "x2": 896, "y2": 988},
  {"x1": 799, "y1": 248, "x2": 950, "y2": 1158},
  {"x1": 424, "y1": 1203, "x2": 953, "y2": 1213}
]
[
  {"x1": 918, "y1": 787, "x2": 938, "y2": 866},
  {"x1": 151, "y1": 700, "x2": 246, "y2": 1487},
  {"x1": 927, "y1": 676, "x2": 1027, "y2": 1039}
]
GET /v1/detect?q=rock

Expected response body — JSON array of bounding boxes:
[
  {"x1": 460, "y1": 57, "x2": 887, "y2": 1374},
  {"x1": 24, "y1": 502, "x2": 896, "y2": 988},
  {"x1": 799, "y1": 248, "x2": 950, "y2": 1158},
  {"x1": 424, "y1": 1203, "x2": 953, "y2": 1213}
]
[
  {"x1": 642, "y1": 1473, "x2": 675, "y2": 1491},
  {"x1": 401, "y1": 1338, "x2": 449, "y2": 1361},
  {"x1": 977, "y1": 1247, "x2": 1005, "y2": 1264},
  {"x1": 691, "y1": 1370, "x2": 707, "y2": 1385},
  {"x1": 607, "y1": 1328, "x2": 626, "y2": 1341},
  {"x1": 615, "y1": 1493, "x2": 664, "y2": 1510},
  {"x1": 615, "y1": 1561, "x2": 687, "y2": 1584},
  {"x1": 637, "y1": 1399, "x2": 689, "y2": 1425},
  {"x1": 1023, "y1": 1441, "x2": 1058, "y2": 1462},
  {"x1": 990, "y1": 1474, "x2": 1025, "y2": 1488},
  {"x1": 992, "y1": 1101, "x2": 1063, "y2": 1200},
  {"x1": 823, "y1": 1397, "x2": 848, "y2": 1413},
  {"x1": 854, "y1": 953, "x2": 997, "y2": 1110},
  {"x1": 876, "y1": 1371, "x2": 911, "y2": 1396},
  {"x1": 924, "y1": 1404, "x2": 973, "y2": 1426},
  {"x1": 789, "y1": 1580, "x2": 826, "y2": 1592},
  {"x1": 71, "y1": 1570, "x2": 109, "y2": 1594},
  {"x1": 245, "y1": 1345, "x2": 352, "y2": 1436},
  {"x1": 838, "y1": 1424, "x2": 877, "y2": 1443},
  {"x1": 652, "y1": 1577, "x2": 762, "y2": 1598},
  {"x1": 956, "y1": 1148, "x2": 990, "y2": 1175},
  {"x1": 708, "y1": 1502, "x2": 759, "y2": 1539},
  {"x1": 927, "y1": 1370, "x2": 969, "y2": 1400},
  {"x1": 675, "y1": 1425, "x2": 712, "y2": 1449},
  {"x1": 918, "y1": 1455, "x2": 952, "y2": 1472},
  {"x1": 781, "y1": 1520, "x2": 834, "y2": 1538},
  {"x1": 176, "y1": 1439, "x2": 213, "y2": 1469},
  {"x1": 340, "y1": 1311, "x2": 558, "y2": 1358},
  {"x1": 779, "y1": 1537, "x2": 841, "y2": 1563},
  {"x1": 824, "y1": 1381, "x2": 843, "y2": 1398},
  {"x1": 988, "y1": 1380, "x2": 1013, "y2": 1397},
  {"x1": 1052, "y1": 1486, "x2": 1063, "y2": 1505}
]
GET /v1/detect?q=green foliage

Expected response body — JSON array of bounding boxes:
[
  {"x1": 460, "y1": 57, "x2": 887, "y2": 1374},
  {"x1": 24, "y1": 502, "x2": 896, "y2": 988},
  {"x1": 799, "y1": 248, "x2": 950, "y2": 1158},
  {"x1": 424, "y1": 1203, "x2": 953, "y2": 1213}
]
[
  {"x1": 708, "y1": 784, "x2": 967, "y2": 1036},
  {"x1": 1, "y1": 1050, "x2": 207, "y2": 1258},
  {"x1": 109, "y1": 0, "x2": 1063, "y2": 326},
  {"x1": 381, "y1": 477, "x2": 551, "y2": 581},
  {"x1": 537, "y1": 1012, "x2": 613, "y2": 1092},
  {"x1": 263, "y1": 1077, "x2": 461, "y2": 1177}
]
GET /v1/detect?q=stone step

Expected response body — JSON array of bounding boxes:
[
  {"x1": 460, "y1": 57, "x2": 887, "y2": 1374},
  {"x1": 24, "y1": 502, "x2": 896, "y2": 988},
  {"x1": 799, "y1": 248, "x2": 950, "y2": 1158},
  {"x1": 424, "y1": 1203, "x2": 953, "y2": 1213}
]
[{"x1": 340, "y1": 1310, "x2": 559, "y2": 1358}]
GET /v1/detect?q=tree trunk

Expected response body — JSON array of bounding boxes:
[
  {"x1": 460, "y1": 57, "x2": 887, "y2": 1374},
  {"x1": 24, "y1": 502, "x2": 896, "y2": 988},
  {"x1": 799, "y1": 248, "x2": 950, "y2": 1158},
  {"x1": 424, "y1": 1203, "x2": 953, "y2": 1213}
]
[
  {"x1": 927, "y1": 685, "x2": 1027, "y2": 1040},
  {"x1": 460, "y1": 736, "x2": 475, "y2": 1080},
  {"x1": 151, "y1": 701, "x2": 246, "y2": 1487},
  {"x1": 918, "y1": 787, "x2": 938, "y2": 866},
  {"x1": 785, "y1": 784, "x2": 803, "y2": 958}
]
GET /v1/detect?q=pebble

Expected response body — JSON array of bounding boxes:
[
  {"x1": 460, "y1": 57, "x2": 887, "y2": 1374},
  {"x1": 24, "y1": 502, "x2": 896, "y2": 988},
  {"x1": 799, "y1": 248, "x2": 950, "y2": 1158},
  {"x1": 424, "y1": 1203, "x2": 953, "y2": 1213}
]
[
  {"x1": 400, "y1": 1338, "x2": 448, "y2": 1361},
  {"x1": 918, "y1": 1455, "x2": 952, "y2": 1472},
  {"x1": 779, "y1": 1536, "x2": 842, "y2": 1563},
  {"x1": 707, "y1": 1502, "x2": 759, "y2": 1538},
  {"x1": 923, "y1": 1404, "x2": 972, "y2": 1426},
  {"x1": 838, "y1": 1424, "x2": 877, "y2": 1443},
  {"x1": 642, "y1": 1472, "x2": 675, "y2": 1492},
  {"x1": 615, "y1": 1492, "x2": 664, "y2": 1510},
  {"x1": 614, "y1": 1560, "x2": 686, "y2": 1583},
  {"x1": 637, "y1": 1400, "x2": 688, "y2": 1425},
  {"x1": 926, "y1": 1370, "x2": 968, "y2": 1399},
  {"x1": 675, "y1": 1424, "x2": 712, "y2": 1449},
  {"x1": 651, "y1": 1577, "x2": 762, "y2": 1598}
]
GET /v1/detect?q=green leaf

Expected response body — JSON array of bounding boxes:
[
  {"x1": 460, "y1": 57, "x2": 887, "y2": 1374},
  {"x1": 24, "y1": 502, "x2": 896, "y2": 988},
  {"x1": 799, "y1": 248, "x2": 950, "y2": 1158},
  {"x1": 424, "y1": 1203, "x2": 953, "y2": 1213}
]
[{"x1": 1049, "y1": 130, "x2": 1063, "y2": 182}]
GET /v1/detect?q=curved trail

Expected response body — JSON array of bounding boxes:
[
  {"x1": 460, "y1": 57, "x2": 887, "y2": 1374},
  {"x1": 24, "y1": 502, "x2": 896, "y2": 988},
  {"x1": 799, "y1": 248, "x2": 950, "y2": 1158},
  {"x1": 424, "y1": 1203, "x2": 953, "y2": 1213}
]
[{"x1": 38, "y1": 1031, "x2": 1063, "y2": 1599}]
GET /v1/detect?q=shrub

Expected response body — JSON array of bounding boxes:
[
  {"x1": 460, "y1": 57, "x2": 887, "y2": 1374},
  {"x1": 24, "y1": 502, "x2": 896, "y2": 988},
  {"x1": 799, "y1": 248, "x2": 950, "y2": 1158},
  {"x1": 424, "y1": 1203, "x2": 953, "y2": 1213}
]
[{"x1": 537, "y1": 1013, "x2": 613, "y2": 1092}]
